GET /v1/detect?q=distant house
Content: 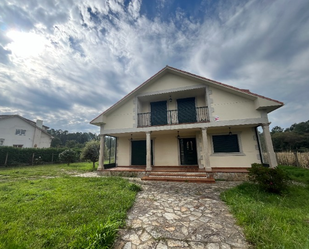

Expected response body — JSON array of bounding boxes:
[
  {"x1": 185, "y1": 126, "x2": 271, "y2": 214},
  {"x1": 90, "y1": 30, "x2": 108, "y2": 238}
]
[
  {"x1": 0, "y1": 115, "x2": 52, "y2": 148},
  {"x1": 91, "y1": 66, "x2": 283, "y2": 173}
]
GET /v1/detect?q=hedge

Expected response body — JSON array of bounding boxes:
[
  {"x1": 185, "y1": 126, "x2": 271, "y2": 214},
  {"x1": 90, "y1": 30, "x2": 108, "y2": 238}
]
[{"x1": 0, "y1": 147, "x2": 82, "y2": 166}]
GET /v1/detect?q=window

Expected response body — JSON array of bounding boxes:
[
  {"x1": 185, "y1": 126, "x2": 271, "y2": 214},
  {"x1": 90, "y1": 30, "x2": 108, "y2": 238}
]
[
  {"x1": 15, "y1": 129, "x2": 26, "y2": 136},
  {"x1": 13, "y1": 145, "x2": 23, "y2": 148},
  {"x1": 0, "y1": 139, "x2": 4, "y2": 146},
  {"x1": 212, "y1": 134, "x2": 240, "y2": 153}
]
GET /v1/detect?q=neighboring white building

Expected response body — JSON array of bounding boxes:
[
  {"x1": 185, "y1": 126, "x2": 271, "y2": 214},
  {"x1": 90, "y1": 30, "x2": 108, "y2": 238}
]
[
  {"x1": 0, "y1": 115, "x2": 52, "y2": 148},
  {"x1": 91, "y1": 66, "x2": 283, "y2": 172}
]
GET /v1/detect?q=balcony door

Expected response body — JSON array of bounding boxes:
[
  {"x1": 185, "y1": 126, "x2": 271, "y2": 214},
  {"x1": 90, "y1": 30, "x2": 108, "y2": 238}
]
[
  {"x1": 151, "y1": 101, "x2": 167, "y2": 126},
  {"x1": 177, "y1": 97, "x2": 196, "y2": 123}
]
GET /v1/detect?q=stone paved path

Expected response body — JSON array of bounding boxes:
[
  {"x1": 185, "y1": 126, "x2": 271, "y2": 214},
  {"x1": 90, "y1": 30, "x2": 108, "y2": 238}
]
[{"x1": 113, "y1": 180, "x2": 250, "y2": 249}]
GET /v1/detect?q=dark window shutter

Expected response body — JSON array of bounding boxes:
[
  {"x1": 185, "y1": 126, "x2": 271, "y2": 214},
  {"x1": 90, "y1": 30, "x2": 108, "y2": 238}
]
[{"x1": 212, "y1": 135, "x2": 240, "y2": 153}]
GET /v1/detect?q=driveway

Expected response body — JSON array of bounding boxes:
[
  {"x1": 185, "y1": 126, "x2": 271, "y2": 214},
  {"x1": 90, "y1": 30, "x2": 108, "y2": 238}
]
[{"x1": 113, "y1": 180, "x2": 250, "y2": 249}]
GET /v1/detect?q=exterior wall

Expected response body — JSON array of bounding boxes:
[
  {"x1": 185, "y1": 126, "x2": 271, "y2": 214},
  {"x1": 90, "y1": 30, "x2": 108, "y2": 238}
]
[
  {"x1": 0, "y1": 117, "x2": 51, "y2": 148},
  {"x1": 116, "y1": 136, "x2": 131, "y2": 166},
  {"x1": 153, "y1": 134, "x2": 179, "y2": 166},
  {"x1": 208, "y1": 127, "x2": 260, "y2": 168},
  {"x1": 210, "y1": 87, "x2": 261, "y2": 121},
  {"x1": 103, "y1": 98, "x2": 135, "y2": 130},
  {"x1": 141, "y1": 73, "x2": 202, "y2": 94},
  {"x1": 38, "y1": 132, "x2": 52, "y2": 148}
]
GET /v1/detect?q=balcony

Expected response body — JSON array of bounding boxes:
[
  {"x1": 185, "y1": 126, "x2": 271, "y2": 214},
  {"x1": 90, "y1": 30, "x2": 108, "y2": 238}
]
[{"x1": 137, "y1": 106, "x2": 209, "y2": 127}]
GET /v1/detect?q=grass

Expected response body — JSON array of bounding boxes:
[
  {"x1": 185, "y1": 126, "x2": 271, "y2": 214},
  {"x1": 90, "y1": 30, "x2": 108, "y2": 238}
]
[
  {"x1": 221, "y1": 165, "x2": 309, "y2": 249},
  {"x1": 0, "y1": 162, "x2": 94, "y2": 180},
  {"x1": 0, "y1": 163, "x2": 141, "y2": 248},
  {"x1": 279, "y1": 165, "x2": 309, "y2": 184}
]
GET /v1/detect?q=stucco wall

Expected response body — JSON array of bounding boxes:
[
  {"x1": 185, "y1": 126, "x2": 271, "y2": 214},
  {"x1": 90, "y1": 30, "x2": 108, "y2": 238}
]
[
  {"x1": 142, "y1": 73, "x2": 202, "y2": 93},
  {"x1": 210, "y1": 87, "x2": 261, "y2": 121},
  {"x1": 208, "y1": 127, "x2": 260, "y2": 168},
  {"x1": 116, "y1": 136, "x2": 131, "y2": 166},
  {"x1": 153, "y1": 134, "x2": 179, "y2": 166},
  {"x1": 103, "y1": 98, "x2": 135, "y2": 130}
]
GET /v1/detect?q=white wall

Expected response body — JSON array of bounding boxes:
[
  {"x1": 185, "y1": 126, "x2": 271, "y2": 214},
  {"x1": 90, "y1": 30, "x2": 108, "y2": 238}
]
[{"x1": 0, "y1": 117, "x2": 51, "y2": 148}]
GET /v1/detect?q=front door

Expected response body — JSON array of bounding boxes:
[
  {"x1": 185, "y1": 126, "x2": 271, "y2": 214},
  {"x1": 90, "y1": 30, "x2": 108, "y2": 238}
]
[
  {"x1": 177, "y1": 98, "x2": 196, "y2": 124},
  {"x1": 179, "y1": 138, "x2": 198, "y2": 165},
  {"x1": 131, "y1": 140, "x2": 153, "y2": 165}
]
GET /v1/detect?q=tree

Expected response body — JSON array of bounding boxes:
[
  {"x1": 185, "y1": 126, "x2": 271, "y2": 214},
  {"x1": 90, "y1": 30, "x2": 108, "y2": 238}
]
[
  {"x1": 80, "y1": 140, "x2": 100, "y2": 170},
  {"x1": 271, "y1": 126, "x2": 284, "y2": 134},
  {"x1": 59, "y1": 149, "x2": 76, "y2": 166}
]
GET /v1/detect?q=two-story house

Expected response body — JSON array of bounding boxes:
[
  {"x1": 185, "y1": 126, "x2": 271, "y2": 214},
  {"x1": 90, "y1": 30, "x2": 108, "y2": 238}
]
[
  {"x1": 0, "y1": 115, "x2": 52, "y2": 148},
  {"x1": 90, "y1": 66, "x2": 283, "y2": 181}
]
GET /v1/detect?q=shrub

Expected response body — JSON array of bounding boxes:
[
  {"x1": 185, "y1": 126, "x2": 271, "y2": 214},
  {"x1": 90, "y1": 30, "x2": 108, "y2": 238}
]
[
  {"x1": 248, "y1": 163, "x2": 290, "y2": 194},
  {"x1": 59, "y1": 149, "x2": 77, "y2": 166}
]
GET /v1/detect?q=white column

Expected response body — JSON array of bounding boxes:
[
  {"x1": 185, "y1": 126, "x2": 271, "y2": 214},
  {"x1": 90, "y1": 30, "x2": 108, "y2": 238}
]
[
  {"x1": 202, "y1": 128, "x2": 211, "y2": 171},
  {"x1": 98, "y1": 135, "x2": 105, "y2": 170},
  {"x1": 262, "y1": 123, "x2": 277, "y2": 168},
  {"x1": 146, "y1": 131, "x2": 152, "y2": 171}
]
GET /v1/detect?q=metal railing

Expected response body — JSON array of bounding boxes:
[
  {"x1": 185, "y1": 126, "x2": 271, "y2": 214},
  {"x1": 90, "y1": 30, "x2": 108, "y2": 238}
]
[{"x1": 137, "y1": 106, "x2": 209, "y2": 127}]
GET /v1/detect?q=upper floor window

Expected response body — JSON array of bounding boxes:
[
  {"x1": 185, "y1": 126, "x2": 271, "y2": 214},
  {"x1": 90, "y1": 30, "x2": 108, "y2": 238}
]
[
  {"x1": 0, "y1": 139, "x2": 4, "y2": 146},
  {"x1": 15, "y1": 129, "x2": 26, "y2": 136},
  {"x1": 212, "y1": 134, "x2": 240, "y2": 153}
]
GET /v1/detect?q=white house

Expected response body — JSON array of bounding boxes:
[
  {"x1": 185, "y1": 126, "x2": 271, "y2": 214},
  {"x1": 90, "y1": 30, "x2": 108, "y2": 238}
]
[
  {"x1": 91, "y1": 66, "x2": 283, "y2": 181},
  {"x1": 0, "y1": 115, "x2": 52, "y2": 148}
]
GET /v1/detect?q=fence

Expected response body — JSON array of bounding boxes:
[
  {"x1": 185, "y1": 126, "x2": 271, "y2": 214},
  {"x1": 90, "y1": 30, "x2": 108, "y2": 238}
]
[
  {"x1": 263, "y1": 152, "x2": 309, "y2": 168},
  {"x1": 0, "y1": 147, "x2": 82, "y2": 167}
]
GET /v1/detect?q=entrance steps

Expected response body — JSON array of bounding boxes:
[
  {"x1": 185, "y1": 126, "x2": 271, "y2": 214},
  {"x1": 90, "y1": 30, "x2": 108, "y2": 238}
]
[{"x1": 141, "y1": 166, "x2": 215, "y2": 183}]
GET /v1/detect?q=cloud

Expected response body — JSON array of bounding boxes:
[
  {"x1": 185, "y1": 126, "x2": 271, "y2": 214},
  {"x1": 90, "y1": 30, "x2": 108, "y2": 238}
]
[{"x1": 0, "y1": 0, "x2": 308, "y2": 132}]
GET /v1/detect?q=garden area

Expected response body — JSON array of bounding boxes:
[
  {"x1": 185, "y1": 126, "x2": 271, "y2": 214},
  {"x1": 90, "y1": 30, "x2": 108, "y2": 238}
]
[
  {"x1": 221, "y1": 165, "x2": 309, "y2": 249},
  {"x1": 0, "y1": 163, "x2": 141, "y2": 249}
]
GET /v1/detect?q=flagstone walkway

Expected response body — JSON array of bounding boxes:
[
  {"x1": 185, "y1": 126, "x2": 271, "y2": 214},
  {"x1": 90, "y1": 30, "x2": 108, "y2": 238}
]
[{"x1": 113, "y1": 180, "x2": 250, "y2": 249}]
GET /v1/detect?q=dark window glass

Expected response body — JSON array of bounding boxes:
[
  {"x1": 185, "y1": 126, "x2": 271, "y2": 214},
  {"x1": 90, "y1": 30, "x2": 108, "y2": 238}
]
[{"x1": 212, "y1": 134, "x2": 240, "y2": 153}]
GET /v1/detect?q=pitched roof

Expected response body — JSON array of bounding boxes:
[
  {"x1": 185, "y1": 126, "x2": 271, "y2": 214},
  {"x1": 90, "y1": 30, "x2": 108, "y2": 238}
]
[
  {"x1": 0, "y1": 115, "x2": 52, "y2": 138},
  {"x1": 91, "y1": 65, "x2": 283, "y2": 123}
]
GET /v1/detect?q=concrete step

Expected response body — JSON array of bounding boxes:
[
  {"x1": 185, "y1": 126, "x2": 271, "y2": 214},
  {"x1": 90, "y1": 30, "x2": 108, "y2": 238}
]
[
  {"x1": 149, "y1": 172, "x2": 207, "y2": 177},
  {"x1": 141, "y1": 175, "x2": 215, "y2": 183}
]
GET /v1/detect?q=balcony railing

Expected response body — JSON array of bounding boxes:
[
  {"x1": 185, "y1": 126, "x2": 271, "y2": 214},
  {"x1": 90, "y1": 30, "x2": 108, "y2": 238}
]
[{"x1": 137, "y1": 106, "x2": 209, "y2": 127}]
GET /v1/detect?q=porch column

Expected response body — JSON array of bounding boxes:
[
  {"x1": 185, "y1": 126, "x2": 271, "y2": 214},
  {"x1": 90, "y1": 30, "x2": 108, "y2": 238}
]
[
  {"x1": 146, "y1": 131, "x2": 152, "y2": 171},
  {"x1": 98, "y1": 135, "x2": 105, "y2": 170},
  {"x1": 202, "y1": 128, "x2": 211, "y2": 171},
  {"x1": 262, "y1": 123, "x2": 277, "y2": 168}
]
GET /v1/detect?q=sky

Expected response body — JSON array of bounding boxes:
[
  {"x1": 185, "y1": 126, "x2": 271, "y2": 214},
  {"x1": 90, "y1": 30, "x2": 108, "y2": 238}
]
[{"x1": 0, "y1": 0, "x2": 308, "y2": 133}]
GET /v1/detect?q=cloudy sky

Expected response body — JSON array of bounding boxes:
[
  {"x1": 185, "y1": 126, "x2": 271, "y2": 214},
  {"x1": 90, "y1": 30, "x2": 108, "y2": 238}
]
[{"x1": 0, "y1": 0, "x2": 308, "y2": 133}]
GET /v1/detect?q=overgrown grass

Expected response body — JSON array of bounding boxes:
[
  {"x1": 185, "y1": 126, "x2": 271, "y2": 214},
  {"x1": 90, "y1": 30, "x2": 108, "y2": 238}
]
[
  {"x1": 0, "y1": 164, "x2": 141, "y2": 248},
  {"x1": 279, "y1": 165, "x2": 309, "y2": 184},
  {"x1": 221, "y1": 166, "x2": 309, "y2": 248},
  {"x1": 0, "y1": 162, "x2": 94, "y2": 180}
]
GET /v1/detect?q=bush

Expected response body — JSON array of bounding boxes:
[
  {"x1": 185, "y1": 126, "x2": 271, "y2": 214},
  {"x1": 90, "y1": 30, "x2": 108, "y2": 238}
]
[
  {"x1": 59, "y1": 149, "x2": 77, "y2": 166},
  {"x1": 248, "y1": 163, "x2": 290, "y2": 194}
]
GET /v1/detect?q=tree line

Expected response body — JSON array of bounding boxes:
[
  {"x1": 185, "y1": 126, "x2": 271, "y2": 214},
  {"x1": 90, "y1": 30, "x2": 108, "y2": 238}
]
[
  {"x1": 269, "y1": 120, "x2": 309, "y2": 152},
  {"x1": 47, "y1": 129, "x2": 99, "y2": 148}
]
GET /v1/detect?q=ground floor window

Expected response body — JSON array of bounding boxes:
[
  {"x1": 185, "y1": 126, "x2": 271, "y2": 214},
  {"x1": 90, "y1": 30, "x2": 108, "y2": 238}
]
[
  {"x1": 212, "y1": 134, "x2": 240, "y2": 153},
  {"x1": 13, "y1": 144, "x2": 23, "y2": 148}
]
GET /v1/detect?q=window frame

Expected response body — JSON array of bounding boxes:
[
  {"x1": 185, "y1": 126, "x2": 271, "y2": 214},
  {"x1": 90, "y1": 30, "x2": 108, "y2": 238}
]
[
  {"x1": 15, "y1": 129, "x2": 26, "y2": 136},
  {"x1": 211, "y1": 133, "x2": 245, "y2": 156}
]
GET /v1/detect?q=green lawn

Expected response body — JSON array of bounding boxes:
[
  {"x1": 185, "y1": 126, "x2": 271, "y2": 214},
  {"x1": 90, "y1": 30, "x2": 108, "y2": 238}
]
[
  {"x1": 221, "y1": 165, "x2": 309, "y2": 249},
  {"x1": 0, "y1": 163, "x2": 141, "y2": 248}
]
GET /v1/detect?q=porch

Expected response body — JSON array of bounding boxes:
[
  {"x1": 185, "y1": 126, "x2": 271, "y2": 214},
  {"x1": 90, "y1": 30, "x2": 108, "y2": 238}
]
[{"x1": 98, "y1": 165, "x2": 250, "y2": 182}]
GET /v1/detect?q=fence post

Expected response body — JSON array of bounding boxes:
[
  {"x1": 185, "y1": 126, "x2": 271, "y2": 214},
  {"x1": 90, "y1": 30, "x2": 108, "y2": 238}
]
[
  {"x1": 32, "y1": 153, "x2": 35, "y2": 165},
  {"x1": 4, "y1": 152, "x2": 8, "y2": 167},
  {"x1": 294, "y1": 152, "x2": 300, "y2": 167},
  {"x1": 51, "y1": 153, "x2": 54, "y2": 164}
]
